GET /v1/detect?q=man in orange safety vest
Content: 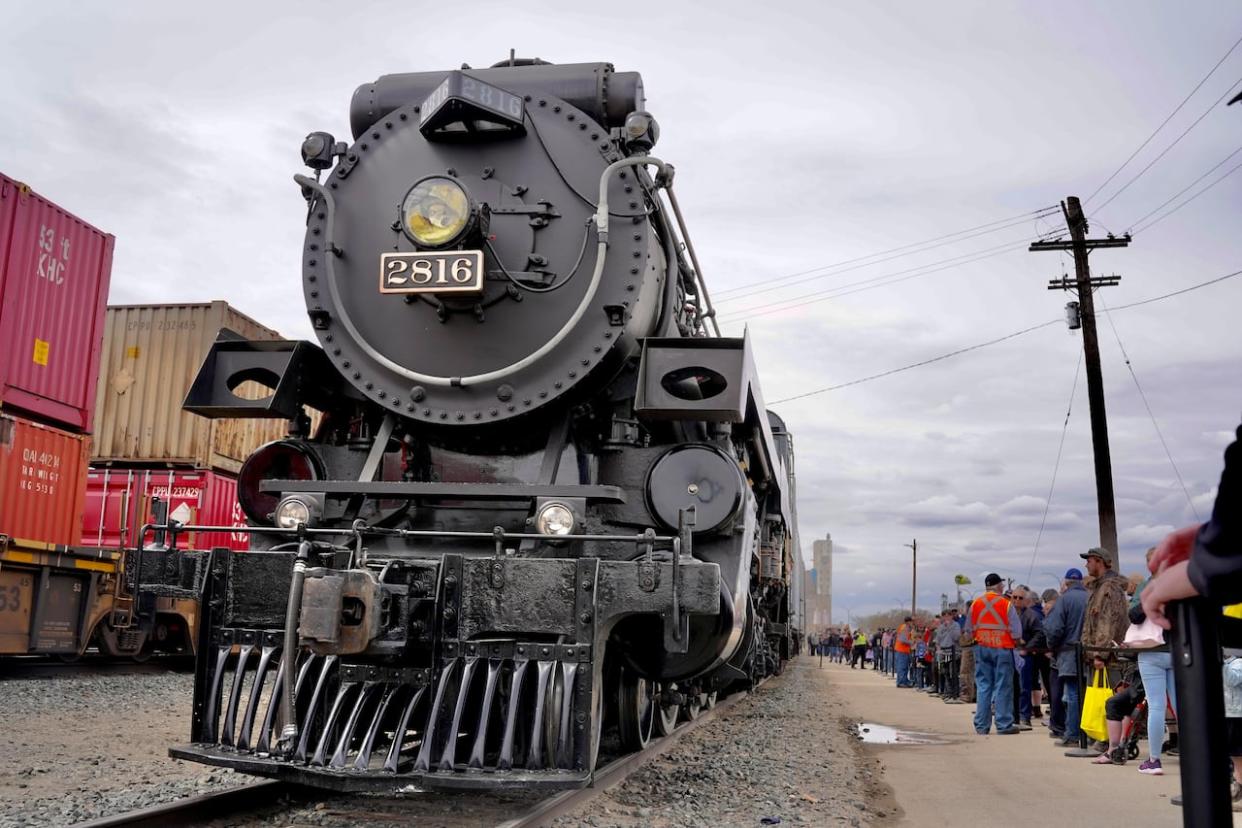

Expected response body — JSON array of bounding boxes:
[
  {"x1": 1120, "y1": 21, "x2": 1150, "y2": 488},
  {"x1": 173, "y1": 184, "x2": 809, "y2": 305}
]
[{"x1": 966, "y1": 573, "x2": 1024, "y2": 735}]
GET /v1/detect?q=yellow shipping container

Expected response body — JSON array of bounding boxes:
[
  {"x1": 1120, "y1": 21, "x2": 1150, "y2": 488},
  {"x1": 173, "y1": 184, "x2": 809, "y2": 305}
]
[{"x1": 91, "y1": 301, "x2": 299, "y2": 474}]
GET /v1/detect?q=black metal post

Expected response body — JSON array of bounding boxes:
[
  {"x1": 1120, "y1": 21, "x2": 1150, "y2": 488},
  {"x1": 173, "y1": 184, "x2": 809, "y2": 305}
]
[
  {"x1": 1064, "y1": 642, "x2": 1095, "y2": 757},
  {"x1": 1171, "y1": 598, "x2": 1231, "y2": 826}
]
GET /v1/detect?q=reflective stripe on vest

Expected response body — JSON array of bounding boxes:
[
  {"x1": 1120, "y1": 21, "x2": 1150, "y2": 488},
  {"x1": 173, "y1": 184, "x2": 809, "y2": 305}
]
[{"x1": 970, "y1": 593, "x2": 1015, "y2": 648}]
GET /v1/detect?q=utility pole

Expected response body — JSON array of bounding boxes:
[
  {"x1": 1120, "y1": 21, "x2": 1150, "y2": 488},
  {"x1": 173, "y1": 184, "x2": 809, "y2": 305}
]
[
  {"x1": 904, "y1": 539, "x2": 917, "y2": 618},
  {"x1": 1030, "y1": 197, "x2": 1129, "y2": 569}
]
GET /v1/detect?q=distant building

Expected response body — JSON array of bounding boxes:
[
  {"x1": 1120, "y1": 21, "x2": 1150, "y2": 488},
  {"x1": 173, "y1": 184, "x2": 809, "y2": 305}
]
[{"x1": 809, "y1": 535, "x2": 833, "y2": 628}]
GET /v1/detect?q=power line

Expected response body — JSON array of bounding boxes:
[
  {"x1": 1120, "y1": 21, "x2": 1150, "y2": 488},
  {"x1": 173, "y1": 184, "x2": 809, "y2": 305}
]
[
  {"x1": 768, "y1": 267, "x2": 1242, "y2": 404},
  {"x1": 1086, "y1": 33, "x2": 1242, "y2": 205},
  {"x1": 715, "y1": 209, "x2": 1057, "y2": 303},
  {"x1": 1132, "y1": 157, "x2": 1242, "y2": 235},
  {"x1": 719, "y1": 236, "x2": 1037, "y2": 323},
  {"x1": 1125, "y1": 142, "x2": 1242, "y2": 230},
  {"x1": 1098, "y1": 295, "x2": 1200, "y2": 519},
  {"x1": 1026, "y1": 353, "x2": 1082, "y2": 582},
  {"x1": 1093, "y1": 77, "x2": 1242, "y2": 213},
  {"x1": 769, "y1": 319, "x2": 1062, "y2": 404},
  {"x1": 1104, "y1": 267, "x2": 1242, "y2": 311}
]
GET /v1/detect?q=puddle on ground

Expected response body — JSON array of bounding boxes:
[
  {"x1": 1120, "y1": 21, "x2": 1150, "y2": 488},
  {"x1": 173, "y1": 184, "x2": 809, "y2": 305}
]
[{"x1": 856, "y1": 722, "x2": 947, "y2": 745}]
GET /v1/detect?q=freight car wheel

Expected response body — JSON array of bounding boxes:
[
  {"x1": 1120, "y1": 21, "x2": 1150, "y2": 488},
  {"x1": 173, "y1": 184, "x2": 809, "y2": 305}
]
[{"x1": 616, "y1": 667, "x2": 656, "y2": 751}]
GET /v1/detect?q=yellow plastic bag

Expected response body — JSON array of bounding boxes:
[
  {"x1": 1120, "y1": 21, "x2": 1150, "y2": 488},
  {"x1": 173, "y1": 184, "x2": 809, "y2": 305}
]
[{"x1": 1080, "y1": 668, "x2": 1110, "y2": 743}]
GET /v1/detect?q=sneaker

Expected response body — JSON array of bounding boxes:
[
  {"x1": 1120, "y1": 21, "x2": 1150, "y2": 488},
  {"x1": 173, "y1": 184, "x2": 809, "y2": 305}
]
[
  {"x1": 1018, "y1": 720, "x2": 1032, "y2": 731},
  {"x1": 998, "y1": 726, "x2": 1022, "y2": 735},
  {"x1": 1031, "y1": 708, "x2": 1043, "y2": 719},
  {"x1": 1109, "y1": 747, "x2": 1127, "y2": 766},
  {"x1": 1138, "y1": 758, "x2": 1163, "y2": 775},
  {"x1": 1231, "y1": 780, "x2": 1242, "y2": 811},
  {"x1": 1048, "y1": 730, "x2": 1065, "y2": 740}
]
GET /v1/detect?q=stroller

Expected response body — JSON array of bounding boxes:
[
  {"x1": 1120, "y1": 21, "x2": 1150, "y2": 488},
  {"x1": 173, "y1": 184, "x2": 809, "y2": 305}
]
[{"x1": 1120, "y1": 692, "x2": 1178, "y2": 760}]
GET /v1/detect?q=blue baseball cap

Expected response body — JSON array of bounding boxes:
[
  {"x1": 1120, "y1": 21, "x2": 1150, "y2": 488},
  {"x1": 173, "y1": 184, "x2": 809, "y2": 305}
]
[{"x1": 1063, "y1": 568, "x2": 1083, "y2": 581}]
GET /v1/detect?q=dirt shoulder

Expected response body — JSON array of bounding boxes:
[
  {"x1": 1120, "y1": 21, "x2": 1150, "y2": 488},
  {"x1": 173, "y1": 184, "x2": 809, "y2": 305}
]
[{"x1": 554, "y1": 657, "x2": 894, "y2": 827}]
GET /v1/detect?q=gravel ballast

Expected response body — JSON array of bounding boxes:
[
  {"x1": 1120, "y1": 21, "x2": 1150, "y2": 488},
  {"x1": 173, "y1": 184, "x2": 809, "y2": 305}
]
[
  {"x1": 552, "y1": 657, "x2": 895, "y2": 827},
  {"x1": 0, "y1": 666, "x2": 236, "y2": 827}
]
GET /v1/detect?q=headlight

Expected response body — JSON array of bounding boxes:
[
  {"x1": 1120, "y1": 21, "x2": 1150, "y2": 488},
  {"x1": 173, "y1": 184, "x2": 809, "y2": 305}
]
[
  {"x1": 274, "y1": 497, "x2": 312, "y2": 529},
  {"x1": 535, "y1": 502, "x2": 575, "y2": 536},
  {"x1": 402, "y1": 176, "x2": 472, "y2": 247}
]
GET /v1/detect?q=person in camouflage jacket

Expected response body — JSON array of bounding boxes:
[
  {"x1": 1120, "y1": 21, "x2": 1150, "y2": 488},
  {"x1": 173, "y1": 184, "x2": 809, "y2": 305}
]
[{"x1": 1080, "y1": 547, "x2": 1131, "y2": 683}]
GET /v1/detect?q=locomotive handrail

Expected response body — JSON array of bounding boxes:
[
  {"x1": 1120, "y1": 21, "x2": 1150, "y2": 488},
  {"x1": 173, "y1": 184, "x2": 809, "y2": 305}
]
[
  {"x1": 295, "y1": 155, "x2": 671, "y2": 389},
  {"x1": 134, "y1": 522, "x2": 679, "y2": 547},
  {"x1": 663, "y1": 186, "x2": 721, "y2": 337}
]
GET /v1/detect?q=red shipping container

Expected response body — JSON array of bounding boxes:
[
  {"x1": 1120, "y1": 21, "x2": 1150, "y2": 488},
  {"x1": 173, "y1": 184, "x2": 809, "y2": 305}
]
[
  {"x1": 83, "y1": 467, "x2": 249, "y2": 551},
  {"x1": 0, "y1": 413, "x2": 90, "y2": 546},
  {"x1": 0, "y1": 174, "x2": 115, "y2": 433}
]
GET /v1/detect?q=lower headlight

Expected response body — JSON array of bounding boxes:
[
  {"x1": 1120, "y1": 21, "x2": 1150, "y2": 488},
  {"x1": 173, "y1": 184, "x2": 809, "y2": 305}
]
[
  {"x1": 274, "y1": 496, "x2": 312, "y2": 529},
  {"x1": 535, "y1": 502, "x2": 575, "y2": 536}
]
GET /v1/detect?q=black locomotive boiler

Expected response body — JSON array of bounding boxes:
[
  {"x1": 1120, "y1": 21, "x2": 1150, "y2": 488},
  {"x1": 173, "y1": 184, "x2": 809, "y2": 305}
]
[{"x1": 167, "y1": 58, "x2": 802, "y2": 791}]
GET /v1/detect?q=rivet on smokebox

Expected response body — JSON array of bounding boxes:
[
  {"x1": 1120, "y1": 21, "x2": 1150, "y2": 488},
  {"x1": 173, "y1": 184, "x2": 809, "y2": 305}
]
[
  {"x1": 411, "y1": 386, "x2": 426, "y2": 402},
  {"x1": 497, "y1": 384, "x2": 514, "y2": 401},
  {"x1": 580, "y1": 611, "x2": 593, "y2": 624}
]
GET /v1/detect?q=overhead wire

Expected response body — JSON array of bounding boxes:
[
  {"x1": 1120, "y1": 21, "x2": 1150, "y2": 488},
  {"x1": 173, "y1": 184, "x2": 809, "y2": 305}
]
[
  {"x1": 1098, "y1": 295, "x2": 1201, "y2": 519},
  {"x1": 1125, "y1": 142, "x2": 1242, "y2": 231},
  {"x1": 769, "y1": 319, "x2": 1062, "y2": 404},
  {"x1": 1131, "y1": 156, "x2": 1242, "y2": 235},
  {"x1": 768, "y1": 266, "x2": 1242, "y2": 405},
  {"x1": 714, "y1": 208, "x2": 1058, "y2": 302},
  {"x1": 1025, "y1": 353, "x2": 1082, "y2": 582},
  {"x1": 718, "y1": 235, "x2": 1039, "y2": 323},
  {"x1": 1086, "y1": 33, "x2": 1242, "y2": 205},
  {"x1": 1092, "y1": 76, "x2": 1242, "y2": 213}
]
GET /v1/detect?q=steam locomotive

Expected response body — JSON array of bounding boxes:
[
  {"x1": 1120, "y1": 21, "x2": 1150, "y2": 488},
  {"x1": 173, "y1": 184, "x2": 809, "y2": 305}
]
[{"x1": 165, "y1": 58, "x2": 803, "y2": 791}]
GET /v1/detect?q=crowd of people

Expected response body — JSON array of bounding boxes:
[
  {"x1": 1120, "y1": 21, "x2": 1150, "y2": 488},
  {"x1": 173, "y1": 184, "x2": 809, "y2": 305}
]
[{"x1": 806, "y1": 544, "x2": 1242, "y2": 811}]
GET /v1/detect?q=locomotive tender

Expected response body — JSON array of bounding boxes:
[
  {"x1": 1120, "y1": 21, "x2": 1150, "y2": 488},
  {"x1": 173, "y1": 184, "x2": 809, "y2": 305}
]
[{"x1": 167, "y1": 58, "x2": 801, "y2": 791}]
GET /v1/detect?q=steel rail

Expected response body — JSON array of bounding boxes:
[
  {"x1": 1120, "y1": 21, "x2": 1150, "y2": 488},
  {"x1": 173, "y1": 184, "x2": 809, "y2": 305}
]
[
  {"x1": 76, "y1": 674, "x2": 776, "y2": 828},
  {"x1": 496, "y1": 677, "x2": 769, "y2": 828},
  {"x1": 74, "y1": 780, "x2": 313, "y2": 828}
]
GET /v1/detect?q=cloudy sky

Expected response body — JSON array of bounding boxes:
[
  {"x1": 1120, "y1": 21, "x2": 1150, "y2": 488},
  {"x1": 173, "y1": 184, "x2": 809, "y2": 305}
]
[{"x1": 4, "y1": 1, "x2": 1239, "y2": 621}]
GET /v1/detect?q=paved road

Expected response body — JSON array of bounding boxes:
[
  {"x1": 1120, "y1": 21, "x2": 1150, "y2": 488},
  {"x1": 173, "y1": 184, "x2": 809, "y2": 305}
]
[{"x1": 816, "y1": 658, "x2": 1234, "y2": 826}]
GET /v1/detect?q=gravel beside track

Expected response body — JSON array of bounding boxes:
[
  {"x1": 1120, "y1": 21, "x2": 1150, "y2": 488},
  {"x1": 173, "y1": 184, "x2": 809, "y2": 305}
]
[
  {"x1": 0, "y1": 667, "x2": 236, "y2": 827},
  {"x1": 552, "y1": 657, "x2": 893, "y2": 827}
]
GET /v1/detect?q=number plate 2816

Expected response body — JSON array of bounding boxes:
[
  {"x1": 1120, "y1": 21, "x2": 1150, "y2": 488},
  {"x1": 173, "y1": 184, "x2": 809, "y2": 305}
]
[{"x1": 379, "y1": 250, "x2": 484, "y2": 294}]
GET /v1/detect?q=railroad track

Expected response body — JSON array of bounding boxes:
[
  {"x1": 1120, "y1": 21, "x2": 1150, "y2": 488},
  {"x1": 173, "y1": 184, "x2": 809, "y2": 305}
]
[
  {"x1": 78, "y1": 679, "x2": 758, "y2": 827},
  {"x1": 0, "y1": 655, "x2": 193, "y2": 680}
]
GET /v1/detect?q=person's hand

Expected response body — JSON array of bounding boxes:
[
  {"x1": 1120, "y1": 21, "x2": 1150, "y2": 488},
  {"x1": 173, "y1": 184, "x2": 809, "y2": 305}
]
[
  {"x1": 1149, "y1": 524, "x2": 1201, "y2": 575},
  {"x1": 1093, "y1": 657, "x2": 1107, "y2": 669},
  {"x1": 1140, "y1": 560, "x2": 1198, "y2": 630}
]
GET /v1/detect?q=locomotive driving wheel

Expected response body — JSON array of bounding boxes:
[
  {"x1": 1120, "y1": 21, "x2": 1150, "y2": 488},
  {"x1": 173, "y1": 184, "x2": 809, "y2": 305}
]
[
  {"x1": 654, "y1": 683, "x2": 679, "y2": 737},
  {"x1": 617, "y1": 666, "x2": 656, "y2": 751}
]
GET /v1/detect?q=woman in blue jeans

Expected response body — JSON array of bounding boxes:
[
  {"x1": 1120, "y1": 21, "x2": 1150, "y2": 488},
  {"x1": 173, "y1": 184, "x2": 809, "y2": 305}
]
[{"x1": 1136, "y1": 649, "x2": 1176, "y2": 775}]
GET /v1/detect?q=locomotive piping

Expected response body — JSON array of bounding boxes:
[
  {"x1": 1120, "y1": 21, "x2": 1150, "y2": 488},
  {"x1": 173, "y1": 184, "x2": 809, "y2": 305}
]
[{"x1": 279, "y1": 540, "x2": 311, "y2": 753}]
